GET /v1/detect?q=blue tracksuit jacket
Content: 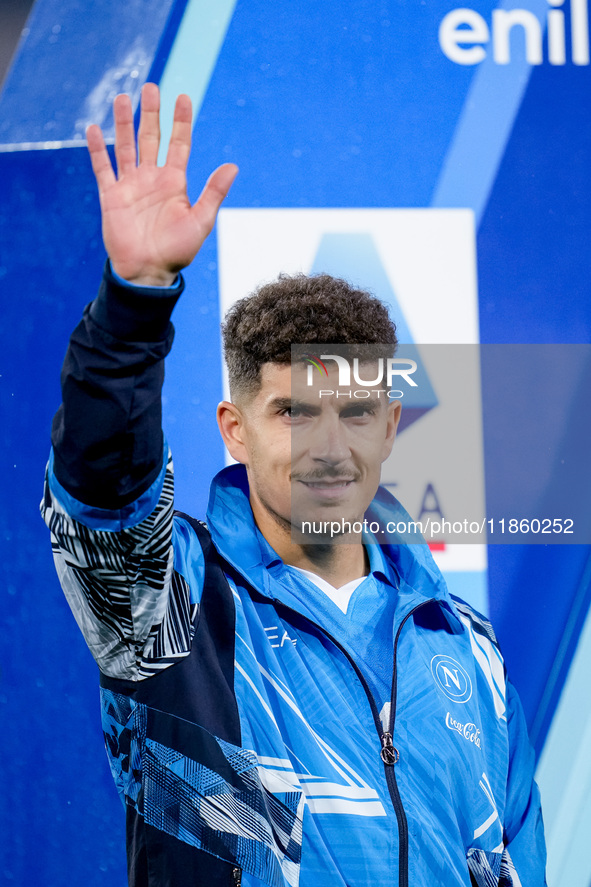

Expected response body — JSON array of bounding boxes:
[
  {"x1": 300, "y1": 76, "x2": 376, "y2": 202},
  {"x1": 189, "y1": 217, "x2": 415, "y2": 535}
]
[{"x1": 41, "y1": 264, "x2": 546, "y2": 887}]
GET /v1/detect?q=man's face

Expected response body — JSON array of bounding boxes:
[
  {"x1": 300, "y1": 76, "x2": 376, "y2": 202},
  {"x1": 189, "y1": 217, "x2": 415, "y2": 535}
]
[{"x1": 225, "y1": 361, "x2": 400, "y2": 540}]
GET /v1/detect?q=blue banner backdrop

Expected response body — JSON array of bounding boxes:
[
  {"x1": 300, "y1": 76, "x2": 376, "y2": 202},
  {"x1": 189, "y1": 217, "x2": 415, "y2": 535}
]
[{"x1": 1, "y1": 0, "x2": 590, "y2": 883}]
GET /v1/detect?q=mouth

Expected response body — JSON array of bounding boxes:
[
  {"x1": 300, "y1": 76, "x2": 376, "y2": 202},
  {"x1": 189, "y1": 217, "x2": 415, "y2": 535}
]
[
  {"x1": 297, "y1": 478, "x2": 356, "y2": 499},
  {"x1": 301, "y1": 479, "x2": 355, "y2": 488}
]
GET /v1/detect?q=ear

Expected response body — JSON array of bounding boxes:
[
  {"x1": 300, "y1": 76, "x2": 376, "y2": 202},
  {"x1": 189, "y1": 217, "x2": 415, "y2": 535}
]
[
  {"x1": 216, "y1": 401, "x2": 249, "y2": 465},
  {"x1": 381, "y1": 399, "x2": 402, "y2": 463}
]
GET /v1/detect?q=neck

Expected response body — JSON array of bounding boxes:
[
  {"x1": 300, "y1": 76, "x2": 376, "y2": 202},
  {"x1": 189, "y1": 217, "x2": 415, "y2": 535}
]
[
  {"x1": 288, "y1": 540, "x2": 369, "y2": 588},
  {"x1": 251, "y1": 497, "x2": 368, "y2": 587}
]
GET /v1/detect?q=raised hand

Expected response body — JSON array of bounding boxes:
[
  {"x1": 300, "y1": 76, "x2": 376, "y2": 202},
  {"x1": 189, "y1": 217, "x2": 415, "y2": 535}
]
[{"x1": 86, "y1": 82, "x2": 238, "y2": 286}]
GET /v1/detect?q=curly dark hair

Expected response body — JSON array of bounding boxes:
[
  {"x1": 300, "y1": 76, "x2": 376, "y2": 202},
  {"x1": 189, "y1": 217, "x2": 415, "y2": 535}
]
[{"x1": 221, "y1": 273, "x2": 398, "y2": 399}]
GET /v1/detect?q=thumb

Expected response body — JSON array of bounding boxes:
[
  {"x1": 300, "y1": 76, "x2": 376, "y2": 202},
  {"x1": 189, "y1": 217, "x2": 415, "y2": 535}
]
[{"x1": 191, "y1": 163, "x2": 239, "y2": 230}]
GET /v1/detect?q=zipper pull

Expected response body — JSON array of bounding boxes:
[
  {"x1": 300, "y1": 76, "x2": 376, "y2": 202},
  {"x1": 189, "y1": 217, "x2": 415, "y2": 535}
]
[{"x1": 380, "y1": 732, "x2": 400, "y2": 765}]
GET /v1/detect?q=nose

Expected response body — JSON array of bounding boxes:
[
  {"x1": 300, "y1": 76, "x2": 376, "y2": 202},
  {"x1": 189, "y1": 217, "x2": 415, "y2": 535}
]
[{"x1": 307, "y1": 412, "x2": 352, "y2": 466}]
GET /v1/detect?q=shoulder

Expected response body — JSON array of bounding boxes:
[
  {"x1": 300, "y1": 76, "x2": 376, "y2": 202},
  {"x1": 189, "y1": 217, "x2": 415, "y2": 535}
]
[
  {"x1": 449, "y1": 594, "x2": 509, "y2": 721},
  {"x1": 449, "y1": 593, "x2": 499, "y2": 648}
]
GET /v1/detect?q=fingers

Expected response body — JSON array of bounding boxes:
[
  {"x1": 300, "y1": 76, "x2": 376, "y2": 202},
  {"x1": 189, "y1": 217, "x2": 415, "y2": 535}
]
[
  {"x1": 165, "y1": 94, "x2": 193, "y2": 171},
  {"x1": 138, "y1": 82, "x2": 160, "y2": 166},
  {"x1": 191, "y1": 163, "x2": 239, "y2": 231},
  {"x1": 113, "y1": 93, "x2": 137, "y2": 176},
  {"x1": 86, "y1": 124, "x2": 116, "y2": 193}
]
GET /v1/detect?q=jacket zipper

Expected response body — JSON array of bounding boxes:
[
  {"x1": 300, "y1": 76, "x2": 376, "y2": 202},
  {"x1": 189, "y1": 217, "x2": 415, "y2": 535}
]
[
  {"x1": 273, "y1": 597, "x2": 433, "y2": 887},
  {"x1": 381, "y1": 603, "x2": 429, "y2": 887}
]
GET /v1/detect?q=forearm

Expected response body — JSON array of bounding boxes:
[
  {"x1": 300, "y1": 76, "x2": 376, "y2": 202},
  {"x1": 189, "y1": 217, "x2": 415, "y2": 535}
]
[
  {"x1": 43, "y1": 264, "x2": 200, "y2": 681},
  {"x1": 51, "y1": 260, "x2": 184, "y2": 509}
]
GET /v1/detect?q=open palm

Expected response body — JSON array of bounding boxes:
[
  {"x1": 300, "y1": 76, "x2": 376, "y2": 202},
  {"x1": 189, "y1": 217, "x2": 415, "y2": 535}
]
[{"x1": 86, "y1": 83, "x2": 238, "y2": 286}]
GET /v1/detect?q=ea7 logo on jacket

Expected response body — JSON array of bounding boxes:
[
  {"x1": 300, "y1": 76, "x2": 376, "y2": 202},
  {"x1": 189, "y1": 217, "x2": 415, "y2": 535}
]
[
  {"x1": 431, "y1": 655, "x2": 473, "y2": 704},
  {"x1": 264, "y1": 625, "x2": 298, "y2": 648}
]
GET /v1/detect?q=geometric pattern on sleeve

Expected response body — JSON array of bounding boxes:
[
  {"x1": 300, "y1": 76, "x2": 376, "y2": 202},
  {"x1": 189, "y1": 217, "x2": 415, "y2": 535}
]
[
  {"x1": 144, "y1": 737, "x2": 303, "y2": 887},
  {"x1": 41, "y1": 452, "x2": 197, "y2": 680},
  {"x1": 101, "y1": 688, "x2": 304, "y2": 887},
  {"x1": 467, "y1": 847, "x2": 503, "y2": 887},
  {"x1": 499, "y1": 847, "x2": 524, "y2": 887}
]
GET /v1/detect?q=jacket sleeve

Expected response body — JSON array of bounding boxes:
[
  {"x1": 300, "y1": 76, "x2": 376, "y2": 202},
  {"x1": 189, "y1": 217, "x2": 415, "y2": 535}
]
[
  {"x1": 451, "y1": 596, "x2": 547, "y2": 886},
  {"x1": 500, "y1": 678, "x2": 548, "y2": 886},
  {"x1": 40, "y1": 262, "x2": 203, "y2": 681}
]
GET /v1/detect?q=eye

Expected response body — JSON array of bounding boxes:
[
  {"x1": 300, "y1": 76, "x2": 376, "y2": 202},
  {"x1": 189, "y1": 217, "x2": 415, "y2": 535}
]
[
  {"x1": 342, "y1": 404, "x2": 377, "y2": 419},
  {"x1": 280, "y1": 405, "x2": 308, "y2": 419}
]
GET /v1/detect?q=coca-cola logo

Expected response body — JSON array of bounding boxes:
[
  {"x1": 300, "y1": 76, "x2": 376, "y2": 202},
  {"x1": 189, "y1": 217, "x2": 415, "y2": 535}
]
[{"x1": 445, "y1": 712, "x2": 481, "y2": 749}]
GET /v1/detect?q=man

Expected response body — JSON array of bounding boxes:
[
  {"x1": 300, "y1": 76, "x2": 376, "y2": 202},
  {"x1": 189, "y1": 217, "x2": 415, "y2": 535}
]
[{"x1": 41, "y1": 83, "x2": 546, "y2": 886}]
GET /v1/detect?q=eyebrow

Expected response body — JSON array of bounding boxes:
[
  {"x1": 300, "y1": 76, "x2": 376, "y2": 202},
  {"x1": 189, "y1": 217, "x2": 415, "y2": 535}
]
[
  {"x1": 268, "y1": 395, "x2": 384, "y2": 414},
  {"x1": 342, "y1": 396, "x2": 382, "y2": 410},
  {"x1": 268, "y1": 397, "x2": 321, "y2": 414}
]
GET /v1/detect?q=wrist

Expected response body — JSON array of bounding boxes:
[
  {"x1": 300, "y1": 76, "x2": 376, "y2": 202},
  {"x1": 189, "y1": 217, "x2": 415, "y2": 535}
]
[
  {"x1": 89, "y1": 260, "x2": 185, "y2": 342},
  {"x1": 110, "y1": 262, "x2": 178, "y2": 288},
  {"x1": 110, "y1": 262, "x2": 181, "y2": 291},
  {"x1": 125, "y1": 273, "x2": 178, "y2": 288}
]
